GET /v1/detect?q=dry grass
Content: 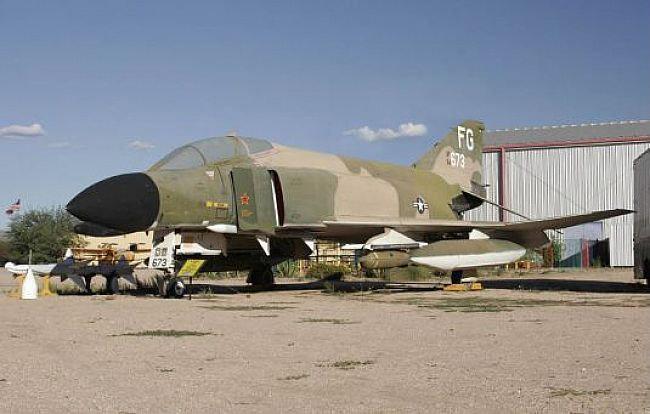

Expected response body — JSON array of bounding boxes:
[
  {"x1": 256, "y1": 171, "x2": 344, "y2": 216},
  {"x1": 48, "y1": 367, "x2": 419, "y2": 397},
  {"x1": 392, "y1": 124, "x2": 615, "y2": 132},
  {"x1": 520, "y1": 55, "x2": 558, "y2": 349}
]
[
  {"x1": 111, "y1": 330, "x2": 215, "y2": 337},
  {"x1": 277, "y1": 374, "x2": 309, "y2": 381},
  {"x1": 315, "y1": 360, "x2": 375, "y2": 370},
  {"x1": 297, "y1": 318, "x2": 359, "y2": 324},
  {"x1": 547, "y1": 387, "x2": 611, "y2": 398},
  {"x1": 201, "y1": 305, "x2": 294, "y2": 311}
]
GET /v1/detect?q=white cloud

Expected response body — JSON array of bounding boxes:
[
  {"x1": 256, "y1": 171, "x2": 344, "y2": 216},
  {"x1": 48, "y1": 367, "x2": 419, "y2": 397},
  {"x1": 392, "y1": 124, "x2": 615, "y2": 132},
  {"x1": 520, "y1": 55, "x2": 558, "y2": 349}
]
[
  {"x1": 343, "y1": 122, "x2": 427, "y2": 142},
  {"x1": 128, "y1": 140, "x2": 155, "y2": 150},
  {"x1": 0, "y1": 123, "x2": 45, "y2": 138},
  {"x1": 47, "y1": 141, "x2": 71, "y2": 148}
]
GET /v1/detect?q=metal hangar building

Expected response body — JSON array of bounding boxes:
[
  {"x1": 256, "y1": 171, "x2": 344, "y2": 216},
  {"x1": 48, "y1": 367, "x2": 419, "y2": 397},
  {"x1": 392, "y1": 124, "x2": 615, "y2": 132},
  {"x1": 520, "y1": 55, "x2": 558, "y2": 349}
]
[{"x1": 466, "y1": 120, "x2": 650, "y2": 267}]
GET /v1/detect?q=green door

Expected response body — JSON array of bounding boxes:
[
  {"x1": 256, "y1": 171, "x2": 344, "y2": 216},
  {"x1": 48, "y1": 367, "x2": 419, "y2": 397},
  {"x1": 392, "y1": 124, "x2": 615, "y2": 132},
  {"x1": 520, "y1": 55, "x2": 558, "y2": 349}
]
[{"x1": 231, "y1": 167, "x2": 277, "y2": 234}]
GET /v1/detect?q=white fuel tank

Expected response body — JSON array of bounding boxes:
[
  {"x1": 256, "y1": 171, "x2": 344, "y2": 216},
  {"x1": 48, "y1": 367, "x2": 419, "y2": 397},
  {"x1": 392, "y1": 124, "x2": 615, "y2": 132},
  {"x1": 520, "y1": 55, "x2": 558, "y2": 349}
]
[{"x1": 409, "y1": 239, "x2": 526, "y2": 271}]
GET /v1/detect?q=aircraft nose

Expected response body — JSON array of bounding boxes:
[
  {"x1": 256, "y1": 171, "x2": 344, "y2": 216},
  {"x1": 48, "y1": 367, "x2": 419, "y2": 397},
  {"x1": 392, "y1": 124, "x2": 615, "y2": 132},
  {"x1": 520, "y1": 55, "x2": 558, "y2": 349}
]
[{"x1": 67, "y1": 173, "x2": 160, "y2": 233}]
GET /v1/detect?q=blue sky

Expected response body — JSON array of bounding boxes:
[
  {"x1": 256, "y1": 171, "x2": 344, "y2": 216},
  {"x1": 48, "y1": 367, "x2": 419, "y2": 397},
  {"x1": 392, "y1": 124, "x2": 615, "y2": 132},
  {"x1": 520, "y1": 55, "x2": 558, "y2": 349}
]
[{"x1": 1, "y1": 0, "x2": 649, "y2": 229}]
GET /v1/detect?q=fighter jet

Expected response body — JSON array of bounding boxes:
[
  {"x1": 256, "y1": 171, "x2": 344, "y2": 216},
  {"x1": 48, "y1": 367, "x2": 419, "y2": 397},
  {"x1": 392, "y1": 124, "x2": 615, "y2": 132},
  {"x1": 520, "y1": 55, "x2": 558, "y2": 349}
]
[{"x1": 66, "y1": 120, "x2": 631, "y2": 297}]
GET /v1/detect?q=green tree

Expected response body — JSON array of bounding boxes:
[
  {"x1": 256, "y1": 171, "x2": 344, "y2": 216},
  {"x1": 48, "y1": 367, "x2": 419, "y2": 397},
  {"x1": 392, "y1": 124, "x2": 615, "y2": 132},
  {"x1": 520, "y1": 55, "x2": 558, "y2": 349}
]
[
  {"x1": 0, "y1": 235, "x2": 10, "y2": 263},
  {"x1": 7, "y1": 207, "x2": 84, "y2": 263}
]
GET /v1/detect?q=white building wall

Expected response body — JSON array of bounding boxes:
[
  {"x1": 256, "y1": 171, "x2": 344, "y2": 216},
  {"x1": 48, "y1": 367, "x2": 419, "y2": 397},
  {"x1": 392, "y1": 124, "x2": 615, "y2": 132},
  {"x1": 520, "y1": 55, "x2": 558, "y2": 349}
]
[{"x1": 466, "y1": 142, "x2": 650, "y2": 266}]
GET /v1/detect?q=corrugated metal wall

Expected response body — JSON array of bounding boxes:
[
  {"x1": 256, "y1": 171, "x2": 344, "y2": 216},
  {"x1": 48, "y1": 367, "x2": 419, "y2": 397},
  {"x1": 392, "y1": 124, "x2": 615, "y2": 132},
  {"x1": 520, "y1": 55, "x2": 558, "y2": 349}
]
[
  {"x1": 633, "y1": 150, "x2": 650, "y2": 277},
  {"x1": 465, "y1": 152, "x2": 499, "y2": 222},
  {"x1": 466, "y1": 142, "x2": 650, "y2": 266}
]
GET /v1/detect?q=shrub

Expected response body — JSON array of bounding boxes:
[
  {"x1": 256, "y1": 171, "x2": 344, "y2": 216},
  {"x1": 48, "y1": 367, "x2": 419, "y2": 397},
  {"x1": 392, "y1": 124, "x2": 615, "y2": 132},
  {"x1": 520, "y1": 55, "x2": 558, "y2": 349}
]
[
  {"x1": 306, "y1": 262, "x2": 348, "y2": 279},
  {"x1": 275, "y1": 260, "x2": 299, "y2": 278}
]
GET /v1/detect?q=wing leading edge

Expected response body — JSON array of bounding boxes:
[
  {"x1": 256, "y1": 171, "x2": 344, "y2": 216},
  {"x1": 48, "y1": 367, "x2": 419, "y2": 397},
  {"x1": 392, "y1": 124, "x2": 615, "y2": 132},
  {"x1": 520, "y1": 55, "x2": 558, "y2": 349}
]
[{"x1": 322, "y1": 209, "x2": 633, "y2": 248}]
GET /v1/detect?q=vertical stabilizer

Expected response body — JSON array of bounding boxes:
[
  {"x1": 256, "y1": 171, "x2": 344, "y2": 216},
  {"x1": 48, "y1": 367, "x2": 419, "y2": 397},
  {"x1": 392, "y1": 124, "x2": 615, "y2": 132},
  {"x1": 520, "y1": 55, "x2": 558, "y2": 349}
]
[{"x1": 414, "y1": 120, "x2": 485, "y2": 195}]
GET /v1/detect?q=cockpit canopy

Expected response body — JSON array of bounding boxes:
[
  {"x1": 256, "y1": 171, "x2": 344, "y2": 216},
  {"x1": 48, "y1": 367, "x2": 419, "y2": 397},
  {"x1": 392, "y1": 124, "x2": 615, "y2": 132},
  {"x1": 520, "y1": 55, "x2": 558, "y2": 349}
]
[{"x1": 149, "y1": 136, "x2": 274, "y2": 171}]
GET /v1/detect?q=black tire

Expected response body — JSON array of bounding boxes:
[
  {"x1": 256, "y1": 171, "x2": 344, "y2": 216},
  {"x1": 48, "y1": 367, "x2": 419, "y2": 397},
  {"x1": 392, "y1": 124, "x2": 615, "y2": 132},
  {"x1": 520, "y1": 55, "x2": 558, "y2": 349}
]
[
  {"x1": 167, "y1": 277, "x2": 186, "y2": 298},
  {"x1": 247, "y1": 266, "x2": 275, "y2": 286},
  {"x1": 451, "y1": 270, "x2": 463, "y2": 285},
  {"x1": 83, "y1": 276, "x2": 94, "y2": 294},
  {"x1": 105, "y1": 273, "x2": 119, "y2": 294}
]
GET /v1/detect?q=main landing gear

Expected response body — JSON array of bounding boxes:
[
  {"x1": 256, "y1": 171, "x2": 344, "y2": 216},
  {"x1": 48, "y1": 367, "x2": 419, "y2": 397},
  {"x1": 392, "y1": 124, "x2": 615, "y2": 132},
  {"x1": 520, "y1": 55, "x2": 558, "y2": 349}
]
[
  {"x1": 451, "y1": 270, "x2": 463, "y2": 285},
  {"x1": 247, "y1": 265, "x2": 275, "y2": 287},
  {"x1": 444, "y1": 270, "x2": 483, "y2": 292}
]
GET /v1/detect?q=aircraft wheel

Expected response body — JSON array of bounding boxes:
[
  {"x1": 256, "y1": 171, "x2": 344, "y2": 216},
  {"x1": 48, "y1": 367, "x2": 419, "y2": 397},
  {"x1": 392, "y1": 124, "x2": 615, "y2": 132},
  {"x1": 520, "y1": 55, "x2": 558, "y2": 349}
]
[
  {"x1": 83, "y1": 276, "x2": 94, "y2": 294},
  {"x1": 105, "y1": 274, "x2": 119, "y2": 294},
  {"x1": 247, "y1": 266, "x2": 275, "y2": 286},
  {"x1": 167, "y1": 277, "x2": 186, "y2": 299},
  {"x1": 451, "y1": 270, "x2": 463, "y2": 285}
]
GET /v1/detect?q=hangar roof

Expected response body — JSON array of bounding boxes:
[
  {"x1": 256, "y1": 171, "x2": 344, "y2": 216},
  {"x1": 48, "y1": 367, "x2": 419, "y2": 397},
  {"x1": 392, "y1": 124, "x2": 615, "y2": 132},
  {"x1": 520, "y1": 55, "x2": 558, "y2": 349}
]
[{"x1": 485, "y1": 120, "x2": 650, "y2": 149}]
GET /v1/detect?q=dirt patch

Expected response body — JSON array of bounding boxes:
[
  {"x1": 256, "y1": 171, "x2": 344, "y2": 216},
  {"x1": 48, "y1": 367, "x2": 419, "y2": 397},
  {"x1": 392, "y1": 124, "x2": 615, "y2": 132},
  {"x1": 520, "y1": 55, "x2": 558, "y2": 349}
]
[
  {"x1": 388, "y1": 296, "x2": 650, "y2": 313},
  {"x1": 0, "y1": 268, "x2": 648, "y2": 413}
]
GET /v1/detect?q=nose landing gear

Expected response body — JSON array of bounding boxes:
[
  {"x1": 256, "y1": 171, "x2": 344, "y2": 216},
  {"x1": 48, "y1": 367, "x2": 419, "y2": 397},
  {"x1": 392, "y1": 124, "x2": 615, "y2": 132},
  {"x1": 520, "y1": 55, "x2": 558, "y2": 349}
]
[
  {"x1": 158, "y1": 275, "x2": 186, "y2": 299},
  {"x1": 168, "y1": 277, "x2": 186, "y2": 298}
]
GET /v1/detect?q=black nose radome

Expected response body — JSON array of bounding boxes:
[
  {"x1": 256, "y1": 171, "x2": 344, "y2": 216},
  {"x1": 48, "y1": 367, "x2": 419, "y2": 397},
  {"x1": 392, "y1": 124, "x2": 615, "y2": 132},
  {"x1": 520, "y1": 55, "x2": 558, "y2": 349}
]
[
  {"x1": 67, "y1": 173, "x2": 159, "y2": 233},
  {"x1": 73, "y1": 221, "x2": 128, "y2": 237}
]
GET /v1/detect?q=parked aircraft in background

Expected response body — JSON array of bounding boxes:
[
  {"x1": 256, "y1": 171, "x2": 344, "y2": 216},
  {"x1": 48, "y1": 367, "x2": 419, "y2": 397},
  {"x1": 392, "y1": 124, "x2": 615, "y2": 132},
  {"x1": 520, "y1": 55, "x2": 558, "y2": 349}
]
[{"x1": 66, "y1": 120, "x2": 631, "y2": 297}]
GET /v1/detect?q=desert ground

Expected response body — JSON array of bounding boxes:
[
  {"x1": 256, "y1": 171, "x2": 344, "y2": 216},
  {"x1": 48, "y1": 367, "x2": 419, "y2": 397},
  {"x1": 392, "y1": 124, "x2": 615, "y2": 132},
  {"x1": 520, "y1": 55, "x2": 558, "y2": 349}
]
[{"x1": 0, "y1": 268, "x2": 648, "y2": 413}]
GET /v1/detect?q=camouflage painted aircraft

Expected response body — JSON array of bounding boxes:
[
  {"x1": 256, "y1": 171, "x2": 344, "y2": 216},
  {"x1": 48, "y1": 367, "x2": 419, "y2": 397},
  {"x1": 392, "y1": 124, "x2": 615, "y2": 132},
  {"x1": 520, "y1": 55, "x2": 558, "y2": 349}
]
[{"x1": 67, "y1": 120, "x2": 631, "y2": 297}]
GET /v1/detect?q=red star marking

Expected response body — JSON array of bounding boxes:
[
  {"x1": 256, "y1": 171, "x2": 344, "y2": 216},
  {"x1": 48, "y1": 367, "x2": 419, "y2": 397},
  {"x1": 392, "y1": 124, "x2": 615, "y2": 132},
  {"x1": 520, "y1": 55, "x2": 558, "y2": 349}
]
[{"x1": 240, "y1": 194, "x2": 250, "y2": 205}]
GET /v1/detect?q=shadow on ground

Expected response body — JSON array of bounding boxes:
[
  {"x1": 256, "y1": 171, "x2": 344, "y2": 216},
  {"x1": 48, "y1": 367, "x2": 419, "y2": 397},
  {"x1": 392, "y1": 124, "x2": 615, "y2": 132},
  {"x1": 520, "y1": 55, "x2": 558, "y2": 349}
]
[
  {"x1": 188, "y1": 277, "x2": 650, "y2": 296},
  {"x1": 481, "y1": 278, "x2": 649, "y2": 294},
  {"x1": 39, "y1": 277, "x2": 649, "y2": 297},
  {"x1": 186, "y1": 279, "x2": 442, "y2": 295}
]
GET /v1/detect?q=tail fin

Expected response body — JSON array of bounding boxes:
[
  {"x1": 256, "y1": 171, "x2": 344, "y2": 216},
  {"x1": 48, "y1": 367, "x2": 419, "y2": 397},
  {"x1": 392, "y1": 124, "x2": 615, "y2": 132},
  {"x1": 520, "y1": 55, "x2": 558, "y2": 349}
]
[{"x1": 414, "y1": 120, "x2": 485, "y2": 195}]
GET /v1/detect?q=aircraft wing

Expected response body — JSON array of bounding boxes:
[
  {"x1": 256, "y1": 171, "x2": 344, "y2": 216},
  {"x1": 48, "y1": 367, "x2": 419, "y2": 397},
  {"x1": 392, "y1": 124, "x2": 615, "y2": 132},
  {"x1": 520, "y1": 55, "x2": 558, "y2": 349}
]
[
  {"x1": 320, "y1": 209, "x2": 632, "y2": 248},
  {"x1": 4, "y1": 263, "x2": 57, "y2": 276}
]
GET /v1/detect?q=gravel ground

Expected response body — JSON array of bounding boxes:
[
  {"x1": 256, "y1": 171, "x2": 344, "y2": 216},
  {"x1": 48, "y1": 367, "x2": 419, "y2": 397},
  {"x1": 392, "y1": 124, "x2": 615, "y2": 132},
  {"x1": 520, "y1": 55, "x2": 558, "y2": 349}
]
[{"x1": 0, "y1": 268, "x2": 649, "y2": 413}]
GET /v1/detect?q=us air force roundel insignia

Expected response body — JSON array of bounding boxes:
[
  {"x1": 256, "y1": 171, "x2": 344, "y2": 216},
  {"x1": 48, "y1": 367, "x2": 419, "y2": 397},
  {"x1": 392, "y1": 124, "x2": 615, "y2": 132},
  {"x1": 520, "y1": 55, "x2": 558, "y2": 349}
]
[{"x1": 412, "y1": 196, "x2": 429, "y2": 214}]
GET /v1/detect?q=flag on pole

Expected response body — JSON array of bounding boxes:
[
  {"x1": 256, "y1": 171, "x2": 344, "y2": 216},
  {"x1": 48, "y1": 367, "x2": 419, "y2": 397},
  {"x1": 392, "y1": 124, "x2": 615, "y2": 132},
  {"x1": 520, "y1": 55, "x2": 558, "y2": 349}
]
[{"x1": 5, "y1": 199, "x2": 21, "y2": 215}]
